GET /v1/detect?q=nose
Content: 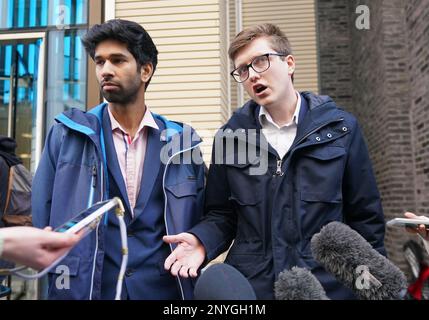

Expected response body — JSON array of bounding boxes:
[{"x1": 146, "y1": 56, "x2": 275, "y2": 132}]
[
  {"x1": 100, "y1": 60, "x2": 114, "y2": 79},
  {"x1": 247, "y1": 67, "x2": 260, "y2": 82}
]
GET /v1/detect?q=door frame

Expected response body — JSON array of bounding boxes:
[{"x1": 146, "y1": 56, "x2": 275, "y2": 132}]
[{"x1": 0, "y1": 32, "x2": 46, "y2": 170}]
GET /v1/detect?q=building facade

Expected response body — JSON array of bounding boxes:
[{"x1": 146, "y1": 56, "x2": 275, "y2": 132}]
[{"x1": 1, "y1": 0, "x2": 428, "y2": 299}]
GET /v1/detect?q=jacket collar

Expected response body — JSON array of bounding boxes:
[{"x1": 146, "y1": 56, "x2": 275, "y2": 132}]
[
  {"x1": 216, "y1": 92, "x2": 346, "y2": 160},
  {"x1": 225, "y1": 92, "x2": 341, "y2": 131},
  {"x1": 55, "y1": 103, "x2": 202, "y2": 154}
]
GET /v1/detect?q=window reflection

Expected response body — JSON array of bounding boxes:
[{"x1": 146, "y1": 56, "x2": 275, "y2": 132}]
[
  {"x1": 46, "y1": 29, "x2": 87, "y2": 129},
  {"x1": 0, "y1": 0, "x2": 87, "y2": 30}
]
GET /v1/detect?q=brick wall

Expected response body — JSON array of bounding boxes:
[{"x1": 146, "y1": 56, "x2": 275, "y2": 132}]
[
  {"x1": 405, "y1": 0, "x2": 429, "y2": 219},
  {"x1": 317, "y1": 0, "x2": 429, "y2": 278},
  {"x1": 316, "y1": 0, "x2": 352, "y2": 109}
]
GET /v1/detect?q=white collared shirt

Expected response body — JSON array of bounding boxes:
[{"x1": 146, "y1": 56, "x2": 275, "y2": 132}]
[{"x1": 258, "y1": 92, "x2": 301, "y2": 159}]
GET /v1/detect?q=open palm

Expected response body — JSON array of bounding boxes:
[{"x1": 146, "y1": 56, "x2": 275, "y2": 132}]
[{"x1": 163, "y1": 232, "x2": 206, "y2": 278}]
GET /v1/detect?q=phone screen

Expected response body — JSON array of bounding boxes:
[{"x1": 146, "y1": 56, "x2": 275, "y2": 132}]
[{"x1": 54, "y1": 200, "x2": 114, "y2": 234}]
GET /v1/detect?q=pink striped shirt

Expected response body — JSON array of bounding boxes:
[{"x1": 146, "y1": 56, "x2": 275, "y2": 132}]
[{"x1": 108, "y1": 106, "x2": 159, "y2": 217}]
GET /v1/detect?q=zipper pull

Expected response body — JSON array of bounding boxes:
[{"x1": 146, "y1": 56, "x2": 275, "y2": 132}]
[
  {"x1": 92, "y1": 165, "x2": 97, "y2": 187},
  {"x1": 276, "y1": 159, "x2": 284, "y2": 176}
]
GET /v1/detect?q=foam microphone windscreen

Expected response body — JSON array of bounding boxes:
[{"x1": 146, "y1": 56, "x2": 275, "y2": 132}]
[
  {"x1": 194, "y1": 263, "x2": 257, "y2": 300},
  {"x1": 311, "y1": 221, "x2": 407, "y2": 300},
  {"x1": 274, "y1": 267, "x2": 329, "y2": 300}
]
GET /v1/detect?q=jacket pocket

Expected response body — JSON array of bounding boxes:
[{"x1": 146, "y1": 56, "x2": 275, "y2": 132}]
[
  {"x1": 225, "y1": 161, "x2": 262, "y2": 206},
  {"x1": 47, "y1": 255, "x2": 81, "y2": 299},
  {"x1": 229, "y1": 193, "x2": 261, "y2": 206},
  {"x1": 164, "y1": 181, "x2": 198, "y2": 198},
  {"x1": 300, "y1": 146, "x2": 346, "y2": 161},
  {"x1": 48, "y1": 255, "x2": 80, "y2": 276},
  {"x1": 298, "y1": 146, "x2": 346, "y2": 198},
  {"x1": 300, "y1": 190, "x2": 342, "y2": 203},
  {"x1": 227, "y1": 238, "x2": 264, "y2": 256},
  {"x1": 225, "y1": 240, "x2": 264, "y2": 279}
]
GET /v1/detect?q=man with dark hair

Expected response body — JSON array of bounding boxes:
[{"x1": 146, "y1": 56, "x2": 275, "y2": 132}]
[
  {"x1": 32, "y1": 19, "x2": 205, "y2": 300},
  {"x1": 164, "y1": 23, "x2": 386, "y2": 299}
]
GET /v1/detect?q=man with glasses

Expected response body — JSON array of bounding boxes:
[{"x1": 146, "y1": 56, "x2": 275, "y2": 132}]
[{"x1": 164, "y1": 23, "x2": 386, "y2": 299}]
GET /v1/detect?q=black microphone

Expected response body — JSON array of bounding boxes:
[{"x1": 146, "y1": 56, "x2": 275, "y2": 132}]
[
  {"x1": 274, "y1": 266, "x2": 330, "y2": 300},
  {"x1": 193, "y1": 263, "x2": 257, "y2": 300},
  {"x1": 311, "y1": 221, "x2": 407, "y2": 300}
]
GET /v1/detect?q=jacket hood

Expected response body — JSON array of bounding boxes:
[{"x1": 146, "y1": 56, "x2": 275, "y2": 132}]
[{"x1": 0, "y1": 135, "x2": 22, "y2": 166}]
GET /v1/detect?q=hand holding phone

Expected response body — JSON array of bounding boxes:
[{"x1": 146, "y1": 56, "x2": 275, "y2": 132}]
[
  {"x1": 386, "y1": 217, "x2": 429, "y2": 228},
  {"x1": 54, "y1": 199, "x2": 119, "y2": 235}
]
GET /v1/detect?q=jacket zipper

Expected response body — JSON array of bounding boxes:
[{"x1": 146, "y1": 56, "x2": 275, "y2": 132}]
[
  {"x1": 273, "y1": 118, "x2": 344, "y2": 178},
  {"x1": 87, "y1": 165, "x2": 97, "y2": 210},
  {"x1": 92, "y1": 165, "x2": 97, "y2": 188},
  {"x1": 87, "y1": 164, "x2": 97, "y2": 300},
  {"x1": 162, "y1": 141, "x2": 202, "y2": 300},
  {"x1": 275, "y1": 159, "x2": 284, "y2": 176}
]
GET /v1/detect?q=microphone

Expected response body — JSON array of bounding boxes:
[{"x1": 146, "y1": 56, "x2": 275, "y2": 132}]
[
  {"x1": 274, "y1": 266, "x2": 330, "y2": 300},
  {"x1": 193, "y1": 263, "x2": 257, "y2": 300},
  {"x1": 311, "y1": 221, "x2": 407, "y2": 300}
]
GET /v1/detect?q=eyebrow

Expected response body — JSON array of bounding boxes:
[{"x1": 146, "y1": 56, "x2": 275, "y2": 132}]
[
  {"x1": 94, "y1": 53, "x2": 128, "y2": 60},
  {"x1": 235, "y1": 53, "x2": 265, "y2": 68}
]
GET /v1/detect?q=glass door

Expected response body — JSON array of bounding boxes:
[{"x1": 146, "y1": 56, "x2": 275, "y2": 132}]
[{"x1": 0, "y1": 35, "x2": 45, "y2": 172}]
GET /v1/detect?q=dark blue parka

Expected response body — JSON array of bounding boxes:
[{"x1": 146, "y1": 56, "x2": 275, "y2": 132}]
[
  {"x1": 190, "y1": 92, "x2": 386, "y2": 299},
  {"x1": 32, "y1": 103, "x2": 205, "y2": 300}
]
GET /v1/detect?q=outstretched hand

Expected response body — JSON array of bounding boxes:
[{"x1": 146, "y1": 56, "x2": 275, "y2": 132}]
[
  {"x1": 1, "y1": 226, "x2": 82, "y2": 270},
  {"x1": 163, "y1": 232, "x2": 206, "y2": 278}
]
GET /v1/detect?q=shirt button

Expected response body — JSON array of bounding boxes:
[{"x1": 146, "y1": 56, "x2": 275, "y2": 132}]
[{"x1": 125, "y1": 269, "x2": 134, "y2": 277}]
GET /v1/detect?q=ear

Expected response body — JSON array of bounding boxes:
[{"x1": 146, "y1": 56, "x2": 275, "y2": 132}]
[
  {"x1": 140, "y1": 63, "x2": 154, "y2": 84},
  {"x1": 285, "y1": 55, "x2": 295, "y2": 76}
]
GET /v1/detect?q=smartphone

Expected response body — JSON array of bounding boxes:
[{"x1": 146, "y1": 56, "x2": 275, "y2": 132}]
[
  {"x1": 386, "y1": 217, "x2": 429, "y2": 228},
  {"x1": 54, "y1": 198, "x2": 119, "y2": 234}
]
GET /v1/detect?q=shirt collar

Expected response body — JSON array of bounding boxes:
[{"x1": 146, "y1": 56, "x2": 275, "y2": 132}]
[
  {"x1": 259, "y1": 91, "x2": 301, "y2": 129},
  {"x1": 108, "y1": 105, "x2": 159, "y2": 135}
]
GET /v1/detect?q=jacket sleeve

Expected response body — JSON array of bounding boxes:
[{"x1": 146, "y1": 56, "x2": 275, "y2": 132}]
[
  {"x1": 32, "y1": 124, "x2": 64, "y2": 229},
  {"x1": 342, "y1": 118, "x2": 386, "y2": 255},
  {"x1": 188, "y1": 141, "x2": 237, "y2": 261}
]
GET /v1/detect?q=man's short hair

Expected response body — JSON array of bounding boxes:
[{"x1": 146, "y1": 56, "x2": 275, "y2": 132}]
[
  {"x1": 81, "y1": 19, "x2": 158, "y2": 88},
  {"x1": 228, "y1": 23, "x2": 294, "y2": 81}
]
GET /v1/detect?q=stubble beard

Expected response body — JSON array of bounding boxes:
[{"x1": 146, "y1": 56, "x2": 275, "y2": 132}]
[{"x1": 101, "y1": 76, "x2": 142, "y2": 105}]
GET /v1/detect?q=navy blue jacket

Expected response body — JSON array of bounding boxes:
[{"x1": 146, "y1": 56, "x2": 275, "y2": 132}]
[
  {"x1": 190, "y1": 92, "x2": 386, "y2": 299},
  {"x1": 32, "y1": 103, "x2": 205, "y2": 300}
]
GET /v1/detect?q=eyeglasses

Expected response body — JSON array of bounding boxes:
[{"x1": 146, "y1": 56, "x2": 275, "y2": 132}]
[{"x1": 230, "y1": 53, "x2": 287, "y2": 83}]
